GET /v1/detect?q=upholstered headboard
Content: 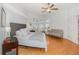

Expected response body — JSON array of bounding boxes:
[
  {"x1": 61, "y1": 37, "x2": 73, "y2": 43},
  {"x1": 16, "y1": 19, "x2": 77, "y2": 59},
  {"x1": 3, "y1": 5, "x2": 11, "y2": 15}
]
[{"x1": 10, "y1": 23, "x2": 26, "y2": 35}]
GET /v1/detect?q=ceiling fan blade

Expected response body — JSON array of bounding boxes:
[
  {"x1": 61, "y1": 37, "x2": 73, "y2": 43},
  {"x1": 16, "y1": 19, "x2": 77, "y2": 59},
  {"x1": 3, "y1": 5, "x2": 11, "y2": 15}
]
[
  {"x1": 47, "y1": 3, "x2": 51, "y2": 8},
  {"x1": 41, "y1": 7, "x2": 48, "y2": 9},
  {"x1": 51, "y1": 8, "x2": 58, "y2": 10},
  {"x1": 47, "y1": 3, "x2": 50, "y2": 5},
  {"x1": 50, "y1": 4, "x2": 54, "y2": 8}
]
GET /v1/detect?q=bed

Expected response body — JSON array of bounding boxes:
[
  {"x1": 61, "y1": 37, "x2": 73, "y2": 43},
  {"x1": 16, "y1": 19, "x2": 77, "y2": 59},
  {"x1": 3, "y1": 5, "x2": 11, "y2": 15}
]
[{"x1": 10, "y1": 23, "x2": 47, "y2": 52}]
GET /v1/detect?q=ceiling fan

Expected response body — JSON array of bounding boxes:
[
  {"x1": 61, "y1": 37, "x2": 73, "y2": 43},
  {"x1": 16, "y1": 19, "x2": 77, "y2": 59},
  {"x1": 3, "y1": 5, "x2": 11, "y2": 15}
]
[{"x1": 41, "y1": 3, "x2": 58, "y2": 13}]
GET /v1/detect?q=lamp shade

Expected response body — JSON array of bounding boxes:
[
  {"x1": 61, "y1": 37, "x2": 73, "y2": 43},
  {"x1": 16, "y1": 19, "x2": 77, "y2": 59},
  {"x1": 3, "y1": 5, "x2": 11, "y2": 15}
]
[
  {"x1": 5, "y1": 27, "x2": 11, "y2": 32},
  {"x1": 5, "y1": 27, "x2": 11, "y2": 37}
]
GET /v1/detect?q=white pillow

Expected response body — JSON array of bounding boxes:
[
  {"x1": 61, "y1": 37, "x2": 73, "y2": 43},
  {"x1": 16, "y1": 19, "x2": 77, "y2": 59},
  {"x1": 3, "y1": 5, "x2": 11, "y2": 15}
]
[
  {"x1": 20, "y1": 28, "x2": 30, "y2": 35},
  {"x1": 16, "y1": 31, "x2": 21, "y2": 36}
]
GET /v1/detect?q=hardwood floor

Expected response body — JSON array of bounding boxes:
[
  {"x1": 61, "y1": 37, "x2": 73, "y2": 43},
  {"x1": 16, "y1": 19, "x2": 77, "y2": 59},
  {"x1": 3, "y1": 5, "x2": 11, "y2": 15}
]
[{"x1": 18, "y1": 35, "x2": 79, "y2": 55}]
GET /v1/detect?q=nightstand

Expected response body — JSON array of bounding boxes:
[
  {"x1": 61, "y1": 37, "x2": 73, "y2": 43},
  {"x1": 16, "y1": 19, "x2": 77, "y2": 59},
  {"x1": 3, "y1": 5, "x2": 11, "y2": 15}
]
[{"x1": 2, "y1": 37, "x2": 18, "y2": 55}]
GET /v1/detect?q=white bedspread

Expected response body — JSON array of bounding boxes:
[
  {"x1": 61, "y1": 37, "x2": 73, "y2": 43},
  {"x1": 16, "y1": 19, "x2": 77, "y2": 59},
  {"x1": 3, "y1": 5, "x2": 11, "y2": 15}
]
[{"x1": 16, "y1": 29, "x2": 47, "y2": 52}]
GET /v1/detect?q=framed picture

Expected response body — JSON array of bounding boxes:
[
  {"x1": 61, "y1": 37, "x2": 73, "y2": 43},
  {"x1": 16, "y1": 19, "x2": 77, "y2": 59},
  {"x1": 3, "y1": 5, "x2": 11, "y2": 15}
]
[{"x1": 0, "y1": 7, "x2": 6, "y2": 27}]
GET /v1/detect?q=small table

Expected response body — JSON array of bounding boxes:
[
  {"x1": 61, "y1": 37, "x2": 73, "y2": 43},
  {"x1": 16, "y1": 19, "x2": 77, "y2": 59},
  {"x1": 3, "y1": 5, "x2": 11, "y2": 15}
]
[{"x1": 2, "y1": 37, "x2": 18, "y2": 55}]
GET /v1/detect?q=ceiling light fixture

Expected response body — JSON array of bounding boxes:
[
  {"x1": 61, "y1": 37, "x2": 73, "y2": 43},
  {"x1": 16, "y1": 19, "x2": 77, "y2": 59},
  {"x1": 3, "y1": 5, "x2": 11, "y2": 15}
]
[{"x1": 41, "y1": 3, "x2": 58, "y2": 13}]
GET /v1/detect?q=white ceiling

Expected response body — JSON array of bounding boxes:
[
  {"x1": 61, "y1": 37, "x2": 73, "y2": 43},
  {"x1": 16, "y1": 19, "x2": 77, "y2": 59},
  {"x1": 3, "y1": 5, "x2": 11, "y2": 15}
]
[{"x1": 3, "y1": 3, "x2": 79, "y2": 18}]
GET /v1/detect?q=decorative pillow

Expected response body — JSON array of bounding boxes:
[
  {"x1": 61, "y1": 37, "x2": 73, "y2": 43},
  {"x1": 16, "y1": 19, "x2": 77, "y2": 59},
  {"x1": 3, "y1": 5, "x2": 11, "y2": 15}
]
[{"x1": 18, "y1": 28, "x2": 30, "y2": 36}]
